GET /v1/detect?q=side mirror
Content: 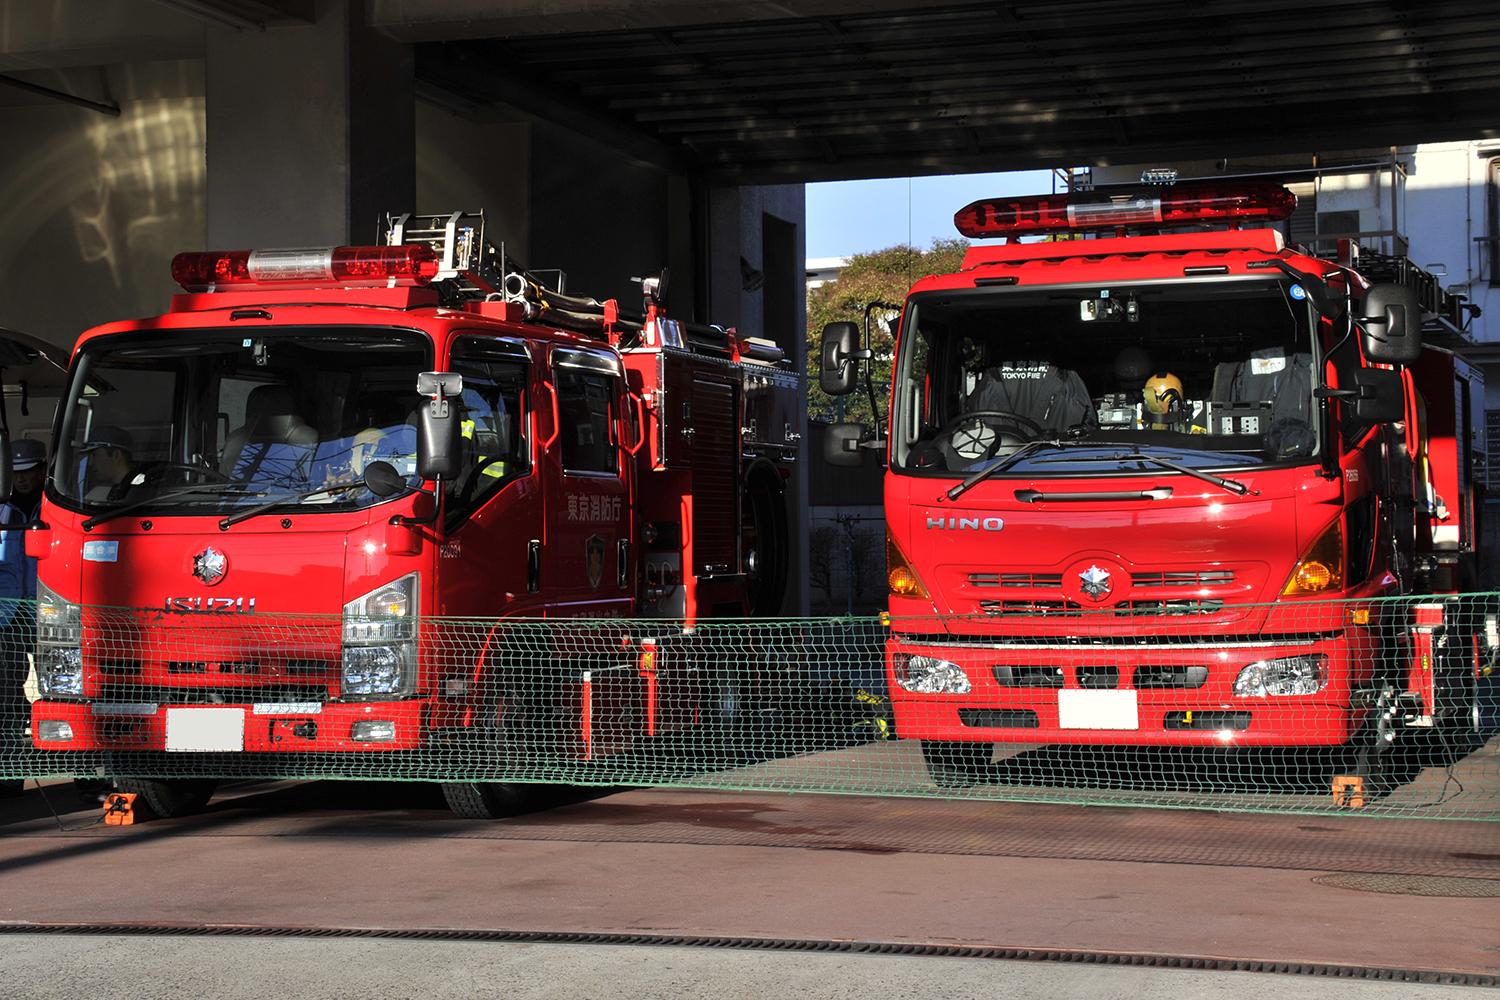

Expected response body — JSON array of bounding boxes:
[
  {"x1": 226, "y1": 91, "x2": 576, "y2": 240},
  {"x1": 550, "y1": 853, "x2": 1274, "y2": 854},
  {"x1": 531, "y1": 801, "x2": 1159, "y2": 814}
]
[
  {"x1": 0, "y1": 431, "x2": 11, "y2": 503},
  {"x1": 823, "y1": 422, "x2": 865, "y2": 467},
  {"x1": 1348, "y1": 368, "x2": 1405, "y2": 424},
  {"x1": 363, "y1": 460, "x2": 409, "y2": 498},
  {"x1": 819, "y1": 321, "x2": 860, "y2": 396},
  {"x1": 416, "y1": 371, "x2": 464, "y2": 480},
  {"x1": 1358, "y1": 284, "x2": 1422, "y2": 364}
]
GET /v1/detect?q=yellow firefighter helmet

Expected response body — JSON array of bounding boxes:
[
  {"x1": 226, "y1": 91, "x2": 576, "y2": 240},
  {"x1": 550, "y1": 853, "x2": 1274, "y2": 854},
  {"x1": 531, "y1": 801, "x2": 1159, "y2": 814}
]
[{"x1": 1143, "y1": 372, "x2": 1184, "y2": 417}]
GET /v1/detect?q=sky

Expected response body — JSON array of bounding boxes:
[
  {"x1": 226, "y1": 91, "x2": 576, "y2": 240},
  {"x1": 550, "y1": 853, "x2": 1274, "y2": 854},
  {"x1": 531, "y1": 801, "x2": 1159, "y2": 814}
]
[{"x1": 805, "y1": 168, "x2": 1059, "y2": 260}]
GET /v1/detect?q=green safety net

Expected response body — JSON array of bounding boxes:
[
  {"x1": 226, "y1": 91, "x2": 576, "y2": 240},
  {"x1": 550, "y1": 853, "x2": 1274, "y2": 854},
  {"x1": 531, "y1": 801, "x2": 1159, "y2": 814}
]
[{"x1": 1, "y1": 592, "x2": 1496, "y2": 820}]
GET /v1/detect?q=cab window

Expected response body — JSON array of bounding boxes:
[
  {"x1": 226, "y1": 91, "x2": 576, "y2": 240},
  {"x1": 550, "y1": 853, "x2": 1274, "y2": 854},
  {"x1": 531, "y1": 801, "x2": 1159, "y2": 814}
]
[
  {"x1": 448, "y1": 337, "x2": 530, "y2": 519},
  {"x1": 553, "y1": 350, "x2": 621, "y2": 475}
]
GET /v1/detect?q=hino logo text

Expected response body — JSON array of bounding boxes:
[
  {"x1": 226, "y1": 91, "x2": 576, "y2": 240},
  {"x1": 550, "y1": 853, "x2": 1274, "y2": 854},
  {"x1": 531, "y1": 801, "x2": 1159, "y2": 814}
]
[{"x1": 926, "y1": 516, "x2": 1004, "y2": 531}]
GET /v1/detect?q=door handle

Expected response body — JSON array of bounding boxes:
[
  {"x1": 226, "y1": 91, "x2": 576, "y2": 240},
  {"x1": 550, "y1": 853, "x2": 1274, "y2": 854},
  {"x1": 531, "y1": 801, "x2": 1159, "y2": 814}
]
[{"x1": 527, "y1": 539, "x2": 541, "y2": 593}]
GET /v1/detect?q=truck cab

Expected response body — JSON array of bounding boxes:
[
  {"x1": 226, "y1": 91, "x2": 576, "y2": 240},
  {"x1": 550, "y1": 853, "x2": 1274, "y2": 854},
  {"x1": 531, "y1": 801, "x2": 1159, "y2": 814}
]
[
  {"x1": 821, "y1": 181, "x2": 1489, "y2": 795},
  {"x1": 14, "y1": 214, "x2": 797, "y2": 817}
]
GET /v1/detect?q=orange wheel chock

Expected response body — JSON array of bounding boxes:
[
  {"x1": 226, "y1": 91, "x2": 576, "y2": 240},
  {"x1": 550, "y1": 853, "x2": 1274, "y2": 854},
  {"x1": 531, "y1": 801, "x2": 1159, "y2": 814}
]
[
  {"x1": 1331, "y1": 775, "x2": 1366, "y2": 809},
  {"x1": 103, "y1": 792, "x2": 140, "y2": 825}
]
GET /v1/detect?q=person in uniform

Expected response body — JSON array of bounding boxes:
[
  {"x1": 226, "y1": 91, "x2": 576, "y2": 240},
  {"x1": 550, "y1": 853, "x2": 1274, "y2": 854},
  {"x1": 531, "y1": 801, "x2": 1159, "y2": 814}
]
[{"x1": 0, "y1": 439, "x2": 45, "y2": 796}]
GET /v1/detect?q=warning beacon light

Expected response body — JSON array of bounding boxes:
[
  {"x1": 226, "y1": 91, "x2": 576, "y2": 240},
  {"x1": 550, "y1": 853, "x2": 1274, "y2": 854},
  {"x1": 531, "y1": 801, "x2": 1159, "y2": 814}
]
[
  {"x1": 171, "y1": 245, "x2": 440, "y2": 292},
  {"x1": 953, "y1": 181, "x2": 1296, "y2": 239}
]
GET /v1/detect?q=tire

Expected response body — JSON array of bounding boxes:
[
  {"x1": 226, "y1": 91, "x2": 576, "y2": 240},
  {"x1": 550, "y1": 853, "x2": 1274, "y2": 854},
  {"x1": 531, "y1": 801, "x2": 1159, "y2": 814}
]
[
  {"x1": 919, "y1": 740, "x2": 993, "y2": 789},
  {"x1": 1343, "y1": 729, "x2": 1422, "y2": 802},
  {"x1": 115, "y1": 778, "x2": 218, "y2": 818},
  {"x1": 441, "y1": 781, "x2": 526, "y2": 819}
]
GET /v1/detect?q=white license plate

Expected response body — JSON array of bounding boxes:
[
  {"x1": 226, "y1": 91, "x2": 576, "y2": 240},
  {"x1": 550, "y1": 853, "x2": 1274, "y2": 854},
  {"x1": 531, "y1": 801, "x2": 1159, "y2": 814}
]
[
  {"x1": 1058, "y1": 690, "x2": 1139, "y2": 730},
  {"x1": 164, "y1": 707, "x2": 245, "y2": 752}
]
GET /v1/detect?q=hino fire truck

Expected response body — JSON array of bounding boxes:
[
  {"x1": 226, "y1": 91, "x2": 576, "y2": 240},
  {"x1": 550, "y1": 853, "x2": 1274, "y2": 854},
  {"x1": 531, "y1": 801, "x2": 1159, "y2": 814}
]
[
  {"x1": 10, "y1": 212, "x2": 797, "y2": 817},
  {"x1": 819, "y1": 180, "x2": 1491, "y2": 797}
]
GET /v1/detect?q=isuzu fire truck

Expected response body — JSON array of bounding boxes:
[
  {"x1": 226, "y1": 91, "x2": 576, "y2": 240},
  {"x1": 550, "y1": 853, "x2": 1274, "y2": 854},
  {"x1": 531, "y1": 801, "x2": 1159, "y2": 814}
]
[
  {"x1": 10, "y1": 212, "x2": 797, "y2": 818},
  {"x1": 820, "y1": 180, "x2": 1491, "y2": 797}
]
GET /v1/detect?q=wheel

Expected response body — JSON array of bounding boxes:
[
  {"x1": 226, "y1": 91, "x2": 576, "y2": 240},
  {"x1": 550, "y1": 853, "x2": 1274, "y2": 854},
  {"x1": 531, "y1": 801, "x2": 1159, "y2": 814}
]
[
  {"x1": 115, "y1": 778, "x2": 218, "y2": 818},
  {"x1": 441, "y1": 782, "x2": 526, "y2": 819},
  {"x1": 1349, "y1": 737, "x2": 1423, "y2": 800},
  {"x1": 919, "y1": 740, "x2": 993, "y2": 789}
]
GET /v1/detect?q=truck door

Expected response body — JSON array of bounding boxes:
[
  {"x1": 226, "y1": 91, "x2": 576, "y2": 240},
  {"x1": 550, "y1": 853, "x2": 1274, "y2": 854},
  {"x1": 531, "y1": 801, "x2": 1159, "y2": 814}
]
[
  {"x1": 437, "y1": 335, "x2": 537, "y2": 617},
  {"x1": 543, "y1": 347, "x2": 632, "y2": 618}
]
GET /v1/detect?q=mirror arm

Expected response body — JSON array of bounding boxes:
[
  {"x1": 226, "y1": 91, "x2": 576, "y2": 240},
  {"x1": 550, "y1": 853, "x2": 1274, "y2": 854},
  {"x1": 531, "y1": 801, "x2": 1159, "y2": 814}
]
[{"x1": 390, "y1": 481, "x2": 441, "y2": 528}]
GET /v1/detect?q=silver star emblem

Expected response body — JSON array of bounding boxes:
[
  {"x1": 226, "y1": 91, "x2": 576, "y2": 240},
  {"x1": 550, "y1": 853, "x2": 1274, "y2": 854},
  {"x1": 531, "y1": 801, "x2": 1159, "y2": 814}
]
[
  {"x1": 193, "y1": 547, "x2": 227, "y2": 586},
  {"x1": 1079, "y1": 564, "x2": 1112, "y2": 601}
]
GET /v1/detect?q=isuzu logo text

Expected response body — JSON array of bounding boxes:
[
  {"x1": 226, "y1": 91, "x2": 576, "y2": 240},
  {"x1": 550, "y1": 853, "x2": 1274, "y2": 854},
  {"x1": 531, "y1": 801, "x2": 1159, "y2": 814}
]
[
  {"x1": 164, "y1": 596, "x2": 257, "y2": 613},
  {"x1": 926, "y1": 516, "x2": 1004, "y2": 531}
]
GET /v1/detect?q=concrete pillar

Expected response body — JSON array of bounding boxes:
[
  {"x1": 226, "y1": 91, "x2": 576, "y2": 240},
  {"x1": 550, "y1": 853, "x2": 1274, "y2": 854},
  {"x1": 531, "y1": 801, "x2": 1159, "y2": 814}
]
[{"x1": 205, "y1": 0, "x2": 413, "y2": 248}]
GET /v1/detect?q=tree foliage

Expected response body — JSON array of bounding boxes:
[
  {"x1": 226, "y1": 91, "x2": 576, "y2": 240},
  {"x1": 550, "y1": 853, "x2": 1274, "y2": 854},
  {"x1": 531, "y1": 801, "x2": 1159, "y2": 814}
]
[{"x1": 805, "y1": 239, "x2": 970, "y2": 426}]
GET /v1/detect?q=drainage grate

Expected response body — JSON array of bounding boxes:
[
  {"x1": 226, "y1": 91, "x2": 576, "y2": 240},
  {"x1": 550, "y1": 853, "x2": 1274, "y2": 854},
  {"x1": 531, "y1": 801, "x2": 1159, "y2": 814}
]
[
  {"x1": 0, "y1": 923, "x2": 1494, "y2": 987},
  {"x1": 1311, "y1": 874, "x2": 1500, "y2": 898}
]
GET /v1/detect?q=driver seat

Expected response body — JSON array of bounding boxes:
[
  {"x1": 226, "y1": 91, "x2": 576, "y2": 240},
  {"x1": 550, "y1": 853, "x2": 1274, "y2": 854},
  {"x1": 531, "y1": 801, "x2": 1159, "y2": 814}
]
[
  {"x1": 221, "y1": 385, "x2": 318, "y2": 481},
  {"x1": 964, "y1": 361, "x2": 1095, "y2": 433}
]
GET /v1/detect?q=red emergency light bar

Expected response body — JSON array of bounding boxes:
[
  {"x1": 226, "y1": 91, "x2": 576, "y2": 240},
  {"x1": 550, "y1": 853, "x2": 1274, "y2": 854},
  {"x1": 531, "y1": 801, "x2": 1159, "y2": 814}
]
[
  {"x1": 171, "y1": 245, "x2": 439, "y2": 292},
  {"x1": 954, "y1": 182, "x2": 1296, "y2": 238}
]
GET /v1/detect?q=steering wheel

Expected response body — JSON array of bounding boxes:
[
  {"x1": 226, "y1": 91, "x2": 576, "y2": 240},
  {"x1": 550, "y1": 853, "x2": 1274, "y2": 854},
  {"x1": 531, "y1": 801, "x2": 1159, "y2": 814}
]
[{"x1": 935, "y1": 410, "x2": 1043, "y2": 465}]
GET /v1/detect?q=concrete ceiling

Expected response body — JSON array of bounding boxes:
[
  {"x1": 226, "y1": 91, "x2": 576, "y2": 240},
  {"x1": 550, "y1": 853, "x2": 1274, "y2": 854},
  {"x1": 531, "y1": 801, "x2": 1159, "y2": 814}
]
[
  {"x1": 399, "y1": 0, "x2": 1500, "y2": 183},
  {"x1": 6, "y1": 1, "x2": 1499, "y2": 183}
]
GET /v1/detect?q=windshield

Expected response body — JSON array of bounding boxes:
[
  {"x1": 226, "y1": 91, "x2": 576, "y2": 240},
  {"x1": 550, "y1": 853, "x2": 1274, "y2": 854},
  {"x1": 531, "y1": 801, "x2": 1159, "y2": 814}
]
[
  {"x1": 53, "y1": 328, "x2": 433, "y2": 514},
  {"x1": 890, "y1": 279, "x2": 1319, "y2": 476}
]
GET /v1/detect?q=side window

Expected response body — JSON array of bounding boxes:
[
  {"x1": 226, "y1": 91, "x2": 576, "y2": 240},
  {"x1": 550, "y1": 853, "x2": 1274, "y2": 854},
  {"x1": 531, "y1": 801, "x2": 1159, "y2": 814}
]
[
  {"x1": 555, "y1": 363, "x2": 619, "y2": 475},
  {"x1": 449, "y1": 338, "x2": 530, "y2": 515}
]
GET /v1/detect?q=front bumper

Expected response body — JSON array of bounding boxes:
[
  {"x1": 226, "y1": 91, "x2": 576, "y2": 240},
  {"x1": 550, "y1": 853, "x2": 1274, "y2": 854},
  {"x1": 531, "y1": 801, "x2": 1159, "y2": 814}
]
[
  {"x1": 30, "y1": 699, "x2": 425, "y2": 752},
  {"x1": 887, "y1": 631, "x2": 1369, "y2": 747}
]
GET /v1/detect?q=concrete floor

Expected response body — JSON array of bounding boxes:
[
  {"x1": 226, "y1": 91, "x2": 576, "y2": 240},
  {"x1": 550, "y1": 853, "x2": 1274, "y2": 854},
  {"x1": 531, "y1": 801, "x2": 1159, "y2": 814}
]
[
  {"x1": 0, "y1": 936, "x2": 1488, "y2": 1000},
  {"x1": 0, "y1": 779, "x2": 1496, "y2": 987}
]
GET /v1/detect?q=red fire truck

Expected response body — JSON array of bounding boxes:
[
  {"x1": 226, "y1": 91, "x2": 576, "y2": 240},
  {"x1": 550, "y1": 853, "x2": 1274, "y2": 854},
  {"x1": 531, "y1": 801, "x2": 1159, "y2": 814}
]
[
  {"x1": 11, "y1": 212, "x2": 797, "y2": 817},
  {"x1": 819, "y1": 180, "x2": 1491, "y2": 798}
]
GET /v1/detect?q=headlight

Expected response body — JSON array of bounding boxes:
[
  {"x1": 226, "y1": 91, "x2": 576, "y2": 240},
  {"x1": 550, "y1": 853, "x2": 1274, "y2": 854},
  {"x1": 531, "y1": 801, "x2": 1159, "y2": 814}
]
[
  {"x1": 35, "y1": 580, "x2": 83, "y2": 699},
  {"x1": 894, "y1": 654, "x2": 972, "y2": 694},
  {"x1": 342, "y1": 573, "x2": 418, "y2": 699},
  {"x1": 1233, "y1": 654, "x2": 1327, "y2": 697}
]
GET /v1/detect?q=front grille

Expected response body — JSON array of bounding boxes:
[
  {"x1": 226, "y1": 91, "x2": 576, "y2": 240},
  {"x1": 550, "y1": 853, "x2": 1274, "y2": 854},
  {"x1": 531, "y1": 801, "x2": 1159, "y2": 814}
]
[
  {"x1": 992, "y1": 665, "x2": 1063, "y2": 688},
  {"x1": 980, "y1": 599, "x2": 1083, "y2": 617},
  {"x1": 969, "y1": 573, "x2": 1063, "y2": 588},
  {"x1": 1114, "y1": 599, "x2": 1225, "y2": 616},
  {"x1": 98, "y1": 683, "x2": 331, "y2": 705},
  {"x1": 99, "y1": 660, "x2": 141, "y2": 676},
  {"x1": 959, "y1": 709, "x2": 1040, "y2": 729},
  {"x1": 166, "y1": 661, "x2": 208, "y2": 674},
  {"x1": 1131, "y1": 570, "x2": 1234, "y2": 588},
  {"x1": 1133, "y1": 665, "x2": 1210, "y2": 689},
  {"x1": 218, "y1": 661, "x2": 261, "y2": 675},
  {"x1": 1164, "y1": 710, "x2": 1250, "y2": 731},
  {"x1": 1077, "y1": 665, "x2": 1118, "y2": 689}
]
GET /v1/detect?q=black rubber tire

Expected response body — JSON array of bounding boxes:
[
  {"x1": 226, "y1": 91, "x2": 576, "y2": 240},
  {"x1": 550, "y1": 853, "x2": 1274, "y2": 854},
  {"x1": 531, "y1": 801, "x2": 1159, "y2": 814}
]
[
  {"x1": 115, "y1": 778, "x2": 218, "y2": 818},
  {"x1": 441, "y1": 782, "x2": 526, "y2": 819},
  {"x1": 919, "y1": 740, "x2": 993, "y2": 789}
]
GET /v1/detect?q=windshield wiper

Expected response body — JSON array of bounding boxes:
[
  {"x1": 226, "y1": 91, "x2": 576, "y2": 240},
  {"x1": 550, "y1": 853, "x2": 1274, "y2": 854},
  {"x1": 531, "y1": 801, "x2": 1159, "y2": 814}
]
[
  {"x1": 82, "y1": 484, "x2": 264, "y2": 531},
  {"x1": 945, "y1": 438, "x2": 1083, "y2": 502},
  {"x1": 218, "y1": 481, "x2": 370, "y2": 530},
  {"x1": 1114, "y1": 452, "x2": 1254, "y2": 496}
]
